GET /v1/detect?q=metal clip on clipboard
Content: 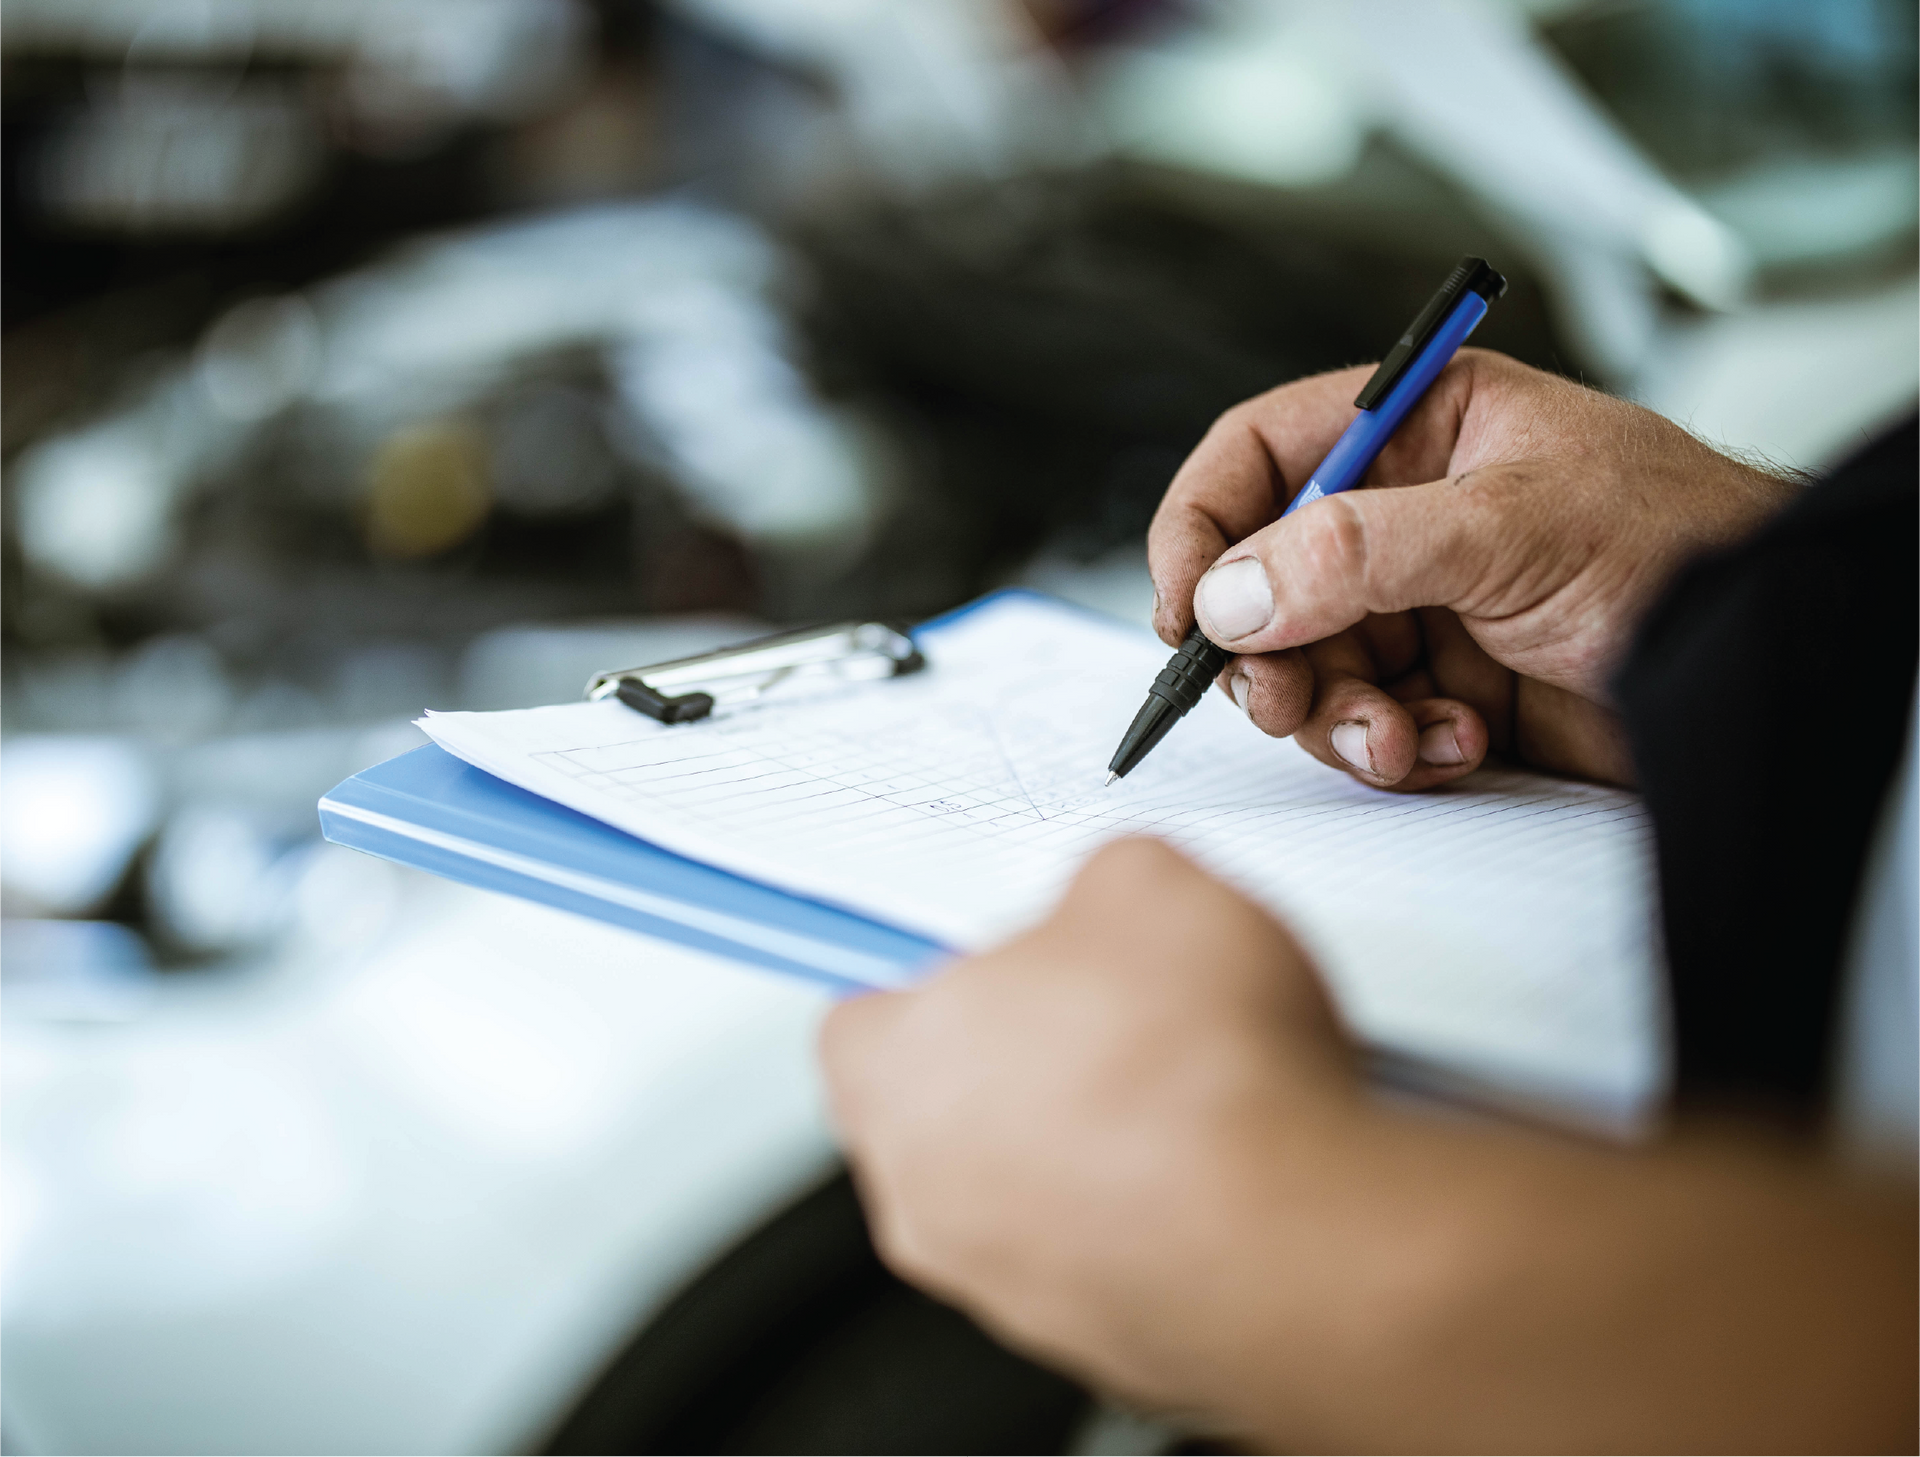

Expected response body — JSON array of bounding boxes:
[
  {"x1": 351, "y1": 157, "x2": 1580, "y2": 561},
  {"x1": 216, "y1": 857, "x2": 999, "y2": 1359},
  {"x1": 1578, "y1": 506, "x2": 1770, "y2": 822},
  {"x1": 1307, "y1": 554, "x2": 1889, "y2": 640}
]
[{"x1": 584, "y1": 621, "x2": 925, "y2": 724}]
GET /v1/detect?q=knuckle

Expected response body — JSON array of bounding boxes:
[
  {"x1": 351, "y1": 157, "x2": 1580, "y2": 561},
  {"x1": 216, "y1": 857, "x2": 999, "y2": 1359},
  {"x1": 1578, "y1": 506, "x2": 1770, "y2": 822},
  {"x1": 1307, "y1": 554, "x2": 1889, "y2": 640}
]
[
  {"x1": 1295, "y1": 497, "x2": 1371, "y2": 597},
  {"x1": 1085, "y1": 835, "x2": 1177, "y2": 883},
  {"x1": 1202, "y1": 399, "x2": 1256, "y2": 448},
  {"x1": 1250, "y1": 655, "x2": 1313, "y2": 733},
  {"x1": 1074, "y1": 839, "x2": 1194, "y2": 915}
]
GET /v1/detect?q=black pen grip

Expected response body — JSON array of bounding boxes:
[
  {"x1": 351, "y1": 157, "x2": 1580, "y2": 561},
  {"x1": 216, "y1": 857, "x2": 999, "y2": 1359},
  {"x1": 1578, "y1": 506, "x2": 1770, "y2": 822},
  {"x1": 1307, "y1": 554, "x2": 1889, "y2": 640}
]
[
  {"x1": 1149, "y1": 627, "x2": 1230, "y2": 714},
  {"x1": 1105, "y1": 627, "x2": 1232, "y2": 781}
]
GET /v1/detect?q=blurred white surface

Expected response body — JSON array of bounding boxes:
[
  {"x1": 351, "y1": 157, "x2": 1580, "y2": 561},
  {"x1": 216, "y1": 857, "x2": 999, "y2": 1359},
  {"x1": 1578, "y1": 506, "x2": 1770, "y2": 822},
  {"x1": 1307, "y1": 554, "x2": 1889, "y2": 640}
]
[
  {"x1": 0, "y1": 738, "x2": 159, "y2": 915},
  {"x1": 664, "y1": 0, "x2": 1091, "y2": 186},
  {"x1": 1019, "y1": 547, "x2": 1156, "y2": 630},
  {"x1": 3, "y1": 877, "x2": 837, "y2": 1455},
  {"x1": 1634, "y1": 275, "x2": 1920, "y2": 474},
  {"x1": 2, "y1": 0, "x2": 591, "y2": 123}
]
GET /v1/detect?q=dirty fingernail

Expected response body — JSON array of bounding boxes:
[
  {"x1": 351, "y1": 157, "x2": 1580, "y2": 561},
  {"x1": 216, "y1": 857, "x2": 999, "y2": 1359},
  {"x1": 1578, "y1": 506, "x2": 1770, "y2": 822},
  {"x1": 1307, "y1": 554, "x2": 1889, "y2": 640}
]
[
  {"x1": 1418, "y1": 722, "x2": 1466, "y2": 766},
  {"x1": 1195, "y1": 558, "x2": 1273, "y2": 642},
  {"x1": 1331, "y1": 720, "x2": 1371, "y2": 773},
  {"x1": 1230, "y1": 672, "x2": 1253, "y2": 716}
]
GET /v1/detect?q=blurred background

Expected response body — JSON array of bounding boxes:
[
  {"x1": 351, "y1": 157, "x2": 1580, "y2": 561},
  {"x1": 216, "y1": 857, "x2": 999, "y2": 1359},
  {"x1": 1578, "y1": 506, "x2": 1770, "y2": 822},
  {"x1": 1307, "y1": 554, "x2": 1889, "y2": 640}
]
[{"x1": 4, "y1": 1, "x2": 1915, "y2": 1452}]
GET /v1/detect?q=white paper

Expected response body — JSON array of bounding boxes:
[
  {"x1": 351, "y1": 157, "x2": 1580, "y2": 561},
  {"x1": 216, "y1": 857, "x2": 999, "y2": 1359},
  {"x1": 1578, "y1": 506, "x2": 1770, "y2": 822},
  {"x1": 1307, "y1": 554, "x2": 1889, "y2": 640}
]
[{"x1": 421, "y1": 593, "x2": 1665, "y2": 1126}]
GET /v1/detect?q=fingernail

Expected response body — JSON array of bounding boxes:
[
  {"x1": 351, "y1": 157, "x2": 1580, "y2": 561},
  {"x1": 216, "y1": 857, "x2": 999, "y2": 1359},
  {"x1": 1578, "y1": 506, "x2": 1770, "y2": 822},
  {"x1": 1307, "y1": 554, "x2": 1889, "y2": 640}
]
[
  {"x1": 1230, "y1": 672, "x2": 1253, "y2": 715},
  {"x1": 1418, "y1": 722, "x2": 1466, "y2": 766},
  {"x1": 1331, "y1": 720, "x2": 1371, "y2": 772},
  {"x1": 1195, "y1": 558, "x2": 1273, "y2": 642}
]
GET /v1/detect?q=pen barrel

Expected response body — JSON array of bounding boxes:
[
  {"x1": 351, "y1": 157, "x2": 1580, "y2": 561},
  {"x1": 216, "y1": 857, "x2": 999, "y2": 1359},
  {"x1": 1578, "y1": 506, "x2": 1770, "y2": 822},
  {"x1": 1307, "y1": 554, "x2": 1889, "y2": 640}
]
[
  {"x1": 1285, "y1": 287, "x2": 1493, "y2": 519},
  {"x1": 1149, "y1": 628, "x2": 1230, "y2": 715}
]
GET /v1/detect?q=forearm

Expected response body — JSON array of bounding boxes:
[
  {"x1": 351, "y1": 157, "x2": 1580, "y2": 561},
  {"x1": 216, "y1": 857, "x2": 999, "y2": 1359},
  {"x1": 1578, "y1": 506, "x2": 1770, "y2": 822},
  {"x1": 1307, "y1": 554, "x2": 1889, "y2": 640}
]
[{"x1": 1200, "y1": 1107, "x2": 1918, "y2": 1453}]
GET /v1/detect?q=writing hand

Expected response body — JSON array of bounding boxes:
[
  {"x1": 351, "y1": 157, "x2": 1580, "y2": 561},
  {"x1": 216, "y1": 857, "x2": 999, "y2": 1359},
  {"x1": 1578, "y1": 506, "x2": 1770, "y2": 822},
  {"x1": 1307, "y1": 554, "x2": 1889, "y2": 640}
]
[{"x1": 1147, "y1": 351, "x2": 1795, "y2": 789}]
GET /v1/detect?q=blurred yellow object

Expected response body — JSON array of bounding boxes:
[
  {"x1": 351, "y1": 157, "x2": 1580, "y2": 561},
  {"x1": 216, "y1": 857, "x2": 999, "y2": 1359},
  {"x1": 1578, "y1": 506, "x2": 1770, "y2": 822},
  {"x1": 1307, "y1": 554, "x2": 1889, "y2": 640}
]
[{"x1": 365, "y1": 421, "x2": 492, "y2": 559}]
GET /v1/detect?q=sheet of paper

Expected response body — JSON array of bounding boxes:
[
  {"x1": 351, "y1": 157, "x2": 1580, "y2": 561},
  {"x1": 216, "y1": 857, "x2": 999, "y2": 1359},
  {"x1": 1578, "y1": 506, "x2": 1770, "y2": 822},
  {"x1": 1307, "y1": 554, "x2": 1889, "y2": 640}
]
[{"x1": 420, "y1": 592, "x2": 1664, "y2": 1124}]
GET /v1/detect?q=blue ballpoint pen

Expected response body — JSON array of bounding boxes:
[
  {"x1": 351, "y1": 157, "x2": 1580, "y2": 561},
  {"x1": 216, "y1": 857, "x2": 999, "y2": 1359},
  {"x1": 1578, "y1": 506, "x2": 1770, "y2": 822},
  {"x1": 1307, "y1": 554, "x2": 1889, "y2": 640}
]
[{"x1": 1106, "y1": 256, "x2": 1508, "y2": 783}]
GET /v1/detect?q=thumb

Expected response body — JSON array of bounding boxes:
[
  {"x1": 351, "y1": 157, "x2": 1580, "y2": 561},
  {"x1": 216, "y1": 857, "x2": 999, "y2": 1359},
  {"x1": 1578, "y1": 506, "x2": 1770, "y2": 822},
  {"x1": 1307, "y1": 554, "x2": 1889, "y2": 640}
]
[{"x1": 1190, "y1": 474, "x2": 1517, "y2": 654}]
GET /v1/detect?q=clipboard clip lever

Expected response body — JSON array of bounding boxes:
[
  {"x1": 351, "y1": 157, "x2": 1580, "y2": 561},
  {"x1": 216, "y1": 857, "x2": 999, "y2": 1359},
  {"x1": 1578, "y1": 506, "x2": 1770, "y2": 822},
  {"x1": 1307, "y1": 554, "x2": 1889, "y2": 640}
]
[{"x1": 585, "y1": 621, "x2": 925, "y2": 724}]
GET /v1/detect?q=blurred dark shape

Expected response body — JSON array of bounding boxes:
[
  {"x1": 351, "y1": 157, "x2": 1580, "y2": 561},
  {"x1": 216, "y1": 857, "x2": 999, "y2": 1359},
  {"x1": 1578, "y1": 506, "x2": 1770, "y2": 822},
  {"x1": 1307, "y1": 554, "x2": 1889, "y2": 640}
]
[
  {"x1": 163, "y1": 341, "x2": 762, "y2": 627},
  {"x1": 1, "y1": 173, "x2": 1566, "y2": 721},
  {"x1": 789, "y1": 164, "x2": 1563, "y2": 584},
  {"x1": 1545, "y1": 0, "x2": 1918, "y2": 288},
  {"x1": 4, "y1": 201, "x2": 806, "y2": 670},
  {"x1": 1547, "y1": 0, "x2": 1917, "y2": 177},
  {"x1": 546, "y1": 1172, "x2": 1090, "y2": 1455},
  {"x1": 489, "y1": 55, "x2": 661, "y2": 206},
  {"x1": 1019, "y1": 0, "x2": 1184, "y2": 48},
  {"x1": 1, "y1": 0, "x2": 603, "y2": 330},
  {"x1": 489, "y1": 382, "x2": 624, "y2": 516},
  {"x1": 6, "y1": 1, "x2": 1598, "y2": 666},
  {"x1": 0, "y1": 278, "x2": 210, "y2": 459}
]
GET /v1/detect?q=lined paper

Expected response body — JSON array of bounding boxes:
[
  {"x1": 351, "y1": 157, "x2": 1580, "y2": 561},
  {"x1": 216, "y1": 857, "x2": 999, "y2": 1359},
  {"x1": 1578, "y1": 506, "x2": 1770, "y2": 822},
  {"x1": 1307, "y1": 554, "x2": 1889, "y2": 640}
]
[{"x1": 422, "y1": 593, "x2": 1664, "y2": 1122}]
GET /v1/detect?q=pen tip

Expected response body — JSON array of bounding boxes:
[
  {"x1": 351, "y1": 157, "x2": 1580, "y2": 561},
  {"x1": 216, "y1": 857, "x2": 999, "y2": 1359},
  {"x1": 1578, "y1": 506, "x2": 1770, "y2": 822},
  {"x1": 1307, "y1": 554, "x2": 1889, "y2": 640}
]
[{"x1": 1104, "y1": 771, "x2": 1118, "y2": 787}]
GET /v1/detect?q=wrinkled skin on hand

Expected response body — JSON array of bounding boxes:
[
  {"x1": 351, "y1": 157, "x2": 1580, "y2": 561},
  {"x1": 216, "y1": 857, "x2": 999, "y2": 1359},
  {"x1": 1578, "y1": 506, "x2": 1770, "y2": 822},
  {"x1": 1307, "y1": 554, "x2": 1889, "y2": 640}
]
[{"x1": 1147, "y1": 351, "x2": 1798, "y2": 790}]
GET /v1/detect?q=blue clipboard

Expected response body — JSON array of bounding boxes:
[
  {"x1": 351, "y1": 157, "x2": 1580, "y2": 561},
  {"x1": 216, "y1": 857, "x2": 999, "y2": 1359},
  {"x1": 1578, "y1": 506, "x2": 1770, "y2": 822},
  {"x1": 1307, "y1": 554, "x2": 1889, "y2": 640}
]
[
  {"x1": 317, "y1": 591, "x2": 1065, "y2": 992},
  {"x1": 319, "y1": 742, "x2": 945, "y2": 994}
]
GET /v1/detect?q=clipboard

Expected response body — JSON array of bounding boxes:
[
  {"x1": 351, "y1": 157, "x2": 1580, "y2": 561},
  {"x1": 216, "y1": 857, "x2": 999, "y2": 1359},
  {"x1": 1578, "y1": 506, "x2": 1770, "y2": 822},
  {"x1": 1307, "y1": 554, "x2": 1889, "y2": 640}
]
[
  {"x1": 319, "y1": 617, "x2": 958, "y2": 991},
  {"x1": 320, "y1": 589, "x2": 1663, "y2": 1132}
]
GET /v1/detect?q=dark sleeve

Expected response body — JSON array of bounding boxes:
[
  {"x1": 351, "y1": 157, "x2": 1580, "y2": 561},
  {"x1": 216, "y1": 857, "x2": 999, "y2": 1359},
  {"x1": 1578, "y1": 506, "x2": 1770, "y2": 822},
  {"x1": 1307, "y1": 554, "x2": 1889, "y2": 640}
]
[{"x1": 1614, "y1": 417, "x2": 1918, "y2": 1120}]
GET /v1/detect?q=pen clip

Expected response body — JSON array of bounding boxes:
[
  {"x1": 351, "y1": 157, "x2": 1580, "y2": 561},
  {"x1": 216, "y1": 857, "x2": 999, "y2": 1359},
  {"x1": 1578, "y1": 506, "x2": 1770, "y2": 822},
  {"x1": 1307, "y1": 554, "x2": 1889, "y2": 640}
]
[
  {"x1": 585, "y1": 621, "x2": 925, "y2": 723},
  {"x1": 1352, "y1": 257, "x2": 1508, "y2": 412}
]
